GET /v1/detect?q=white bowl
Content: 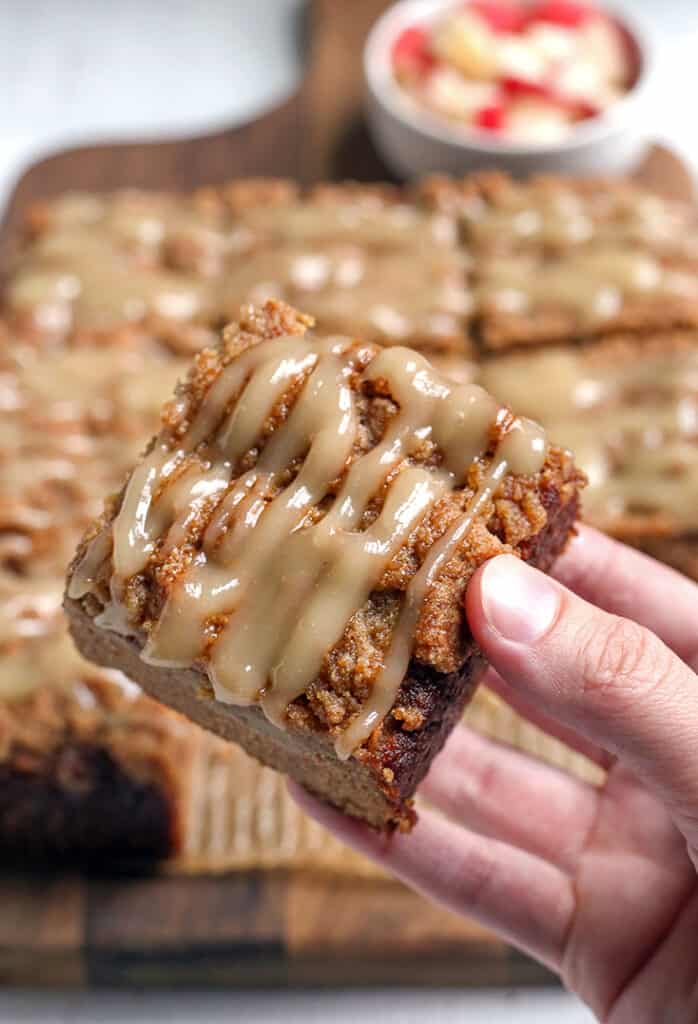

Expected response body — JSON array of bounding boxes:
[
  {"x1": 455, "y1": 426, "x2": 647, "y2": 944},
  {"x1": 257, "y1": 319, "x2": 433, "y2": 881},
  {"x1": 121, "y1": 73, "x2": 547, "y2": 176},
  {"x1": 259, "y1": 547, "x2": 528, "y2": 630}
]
[{"x1": 364, "y1": 0, "x2": 653, "y2": 179}]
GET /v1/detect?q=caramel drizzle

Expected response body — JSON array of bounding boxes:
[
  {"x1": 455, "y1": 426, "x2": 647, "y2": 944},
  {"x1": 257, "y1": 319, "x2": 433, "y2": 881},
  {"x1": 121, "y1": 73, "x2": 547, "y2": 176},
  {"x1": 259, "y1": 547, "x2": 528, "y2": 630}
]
[
  {"x1": 12, "y1": 193, "x2": 457, "y2": 337},
  {"x1": 468, "y1": 189, "x2": 698, "y2": 253},
  {"x1": 480, "y1": 247, "x2": 698, "y2": 324},
  {"x1": 76, "y1": 333, "x2": 546, "y2": 757},
  {"x1": 481, "y1": 346, "x2": 698, "y2": 527}
]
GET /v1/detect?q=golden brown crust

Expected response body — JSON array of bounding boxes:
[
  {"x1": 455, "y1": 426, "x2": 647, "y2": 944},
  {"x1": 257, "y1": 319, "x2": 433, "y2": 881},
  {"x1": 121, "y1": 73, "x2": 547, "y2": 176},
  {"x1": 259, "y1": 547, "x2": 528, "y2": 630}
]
[
  {"x1": 417, "y1": 171, "x2": 698, "y2": 254},
  {"x1": 0, "y1": 603, "x2": 196, "y2": 861},
  {"x1": 481, "y1": 325, "x2": 698, "y2": 364},
  {"x1": 0, "y1": 312, "x2": 198, "y2": 861},
  {"x1": 200, "y1": 178, "x2": 300, "y2": 213},
  {"x1": 0, "y1": 665, "x2": 190, "y2": 795},
  {"x1": 21, "y1": 173, "x2": 698, "y2": 360},
  {"x1": 18, "y1": 174, "x2": 698, "y2": 353},
  {"x1": 415, "y1": 172, "x2": 698, "y2": 350}
]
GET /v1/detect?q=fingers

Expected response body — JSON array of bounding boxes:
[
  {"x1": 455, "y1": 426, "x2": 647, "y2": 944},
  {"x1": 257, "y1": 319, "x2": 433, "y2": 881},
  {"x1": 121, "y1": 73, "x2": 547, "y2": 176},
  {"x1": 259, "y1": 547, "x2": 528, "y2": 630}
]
[
  {"x1": 466, "y1": 555, "x2": 698, "y2": 849},
  {"x1": 552, "y1": 525, "x2": 698, "y2": 671},
  {"x1": 420, "y1": 724, "x2": 600, "y2": 874},
  {"x1": 482, "y1": 669, "x2": 614, "y2": 770},
  {"x1": 608, "y1": 887, "x2": 698, "y2": 1024},
  {"x1": 289, "y1": 781, "x2": 574, "y2": 970}
]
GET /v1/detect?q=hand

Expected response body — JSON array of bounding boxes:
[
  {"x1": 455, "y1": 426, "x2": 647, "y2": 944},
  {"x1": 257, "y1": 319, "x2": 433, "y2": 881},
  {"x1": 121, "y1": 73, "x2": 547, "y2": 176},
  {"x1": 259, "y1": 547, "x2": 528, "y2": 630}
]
[{"x1": 290, "y1": 526, "x2": 698, "y2": 1023}]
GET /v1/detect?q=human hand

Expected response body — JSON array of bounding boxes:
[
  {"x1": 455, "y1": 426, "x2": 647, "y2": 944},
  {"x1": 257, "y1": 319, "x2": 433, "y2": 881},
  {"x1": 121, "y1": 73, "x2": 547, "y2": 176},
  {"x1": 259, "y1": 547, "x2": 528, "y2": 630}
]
[{"x1": 290, "y1": 526, "x2": 698, "y2": 1023}]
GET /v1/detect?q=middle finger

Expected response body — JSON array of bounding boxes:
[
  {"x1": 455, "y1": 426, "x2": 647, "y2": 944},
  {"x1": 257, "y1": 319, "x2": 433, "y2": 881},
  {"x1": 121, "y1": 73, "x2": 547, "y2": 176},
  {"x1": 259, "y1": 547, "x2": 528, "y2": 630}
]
[{"x1": 421, "y1": 724, "x2": 600, "y2": 875}]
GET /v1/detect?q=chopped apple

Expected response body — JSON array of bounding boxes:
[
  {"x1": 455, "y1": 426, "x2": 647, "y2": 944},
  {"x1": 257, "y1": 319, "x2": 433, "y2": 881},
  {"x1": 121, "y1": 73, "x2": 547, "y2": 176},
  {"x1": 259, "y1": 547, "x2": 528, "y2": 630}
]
[
  {"x1": 528, "y1": 2, "x2": 596, "y2": 28},
  {"x1": 555, "y1": 57, "x2": 618, "y2": 109},
  {"x1": 390, "y1": 0, "x2": 632, "y2": 144},
  {"x1": 525, "y1": 22, "x2": 577, "y2": 62},
  {"x1": 507, "y1": 97, "x2": 574, "y2": 142},
  {"x1": 468, "y1": 1, "x2": 528, "y2": 34},
  {"x1": 392, "y1": 26, "x2": 434, "y2": 80},
  {"x1": 577, "y1": 14, "x2": 629, "y2": 85},
  {"x1": 495, "y1": 35, "x2": 547, "y2": 82},
  {"x1": 432, "y1": 11, "x2": 499, "y2": 79},
  {"x1": 424, "y1": 67, "x2": 500, "y2": 119}
]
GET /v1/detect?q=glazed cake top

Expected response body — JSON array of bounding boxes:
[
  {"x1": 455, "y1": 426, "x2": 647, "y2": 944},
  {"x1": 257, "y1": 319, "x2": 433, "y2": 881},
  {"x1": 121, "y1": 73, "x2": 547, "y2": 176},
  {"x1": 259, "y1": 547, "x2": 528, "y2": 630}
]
[
  {"x1": 13, "y1": 174, "x2": 698, "y2": 357},
  {"x1": 70, "y1": 301, "x2": 582, "y2": 760},
  {"x1": 481, "y1": 332, "x2": 698, "y2": 536}
]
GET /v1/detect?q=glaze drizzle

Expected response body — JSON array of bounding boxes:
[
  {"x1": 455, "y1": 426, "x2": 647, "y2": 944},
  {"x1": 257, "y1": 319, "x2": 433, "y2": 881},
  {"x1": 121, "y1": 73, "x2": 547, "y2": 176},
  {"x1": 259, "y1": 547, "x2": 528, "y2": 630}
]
[{"x1": 72, "y1": 328, "x2": 547, "y2": 757}]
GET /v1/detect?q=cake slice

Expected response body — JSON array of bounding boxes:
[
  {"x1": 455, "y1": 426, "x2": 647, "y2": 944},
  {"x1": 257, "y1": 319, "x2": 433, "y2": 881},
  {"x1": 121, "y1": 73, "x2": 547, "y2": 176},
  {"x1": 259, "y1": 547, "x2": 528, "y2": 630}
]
[
  {"x1": 65, "y1": 300, "x2": 584, "y2": 831},
  {"x1": 420, "y1": 172, "x2": 698, "y2": 350},
  {"x1": 479, "y1": 330, "x2": 698, "y2": 581},
  {"x1": 475, "y1": 250, "x2": 698, "y2": 351},
  {"x1": 9, "y1": 180, "x2": 471, "y2": 358},
  {"x1": 0, "y1": 578, "x2": 196, "y2": 862},
  {"x1": 0, "y1": 323, "x2": 204, "y2": 863},
  {"x1": 421, "y1": 172, "x2": 698, "y2": 260}
]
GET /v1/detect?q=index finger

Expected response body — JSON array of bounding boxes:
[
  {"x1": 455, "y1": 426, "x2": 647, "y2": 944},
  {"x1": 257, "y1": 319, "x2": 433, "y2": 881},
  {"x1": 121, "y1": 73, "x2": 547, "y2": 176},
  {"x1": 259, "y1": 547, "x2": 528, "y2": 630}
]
[
  {"x1": 552, "y1": 526, "x2": 698, "y2": 671},
  {"x1": 467, "y1": 555, "x2": 698, "y2": 852}
]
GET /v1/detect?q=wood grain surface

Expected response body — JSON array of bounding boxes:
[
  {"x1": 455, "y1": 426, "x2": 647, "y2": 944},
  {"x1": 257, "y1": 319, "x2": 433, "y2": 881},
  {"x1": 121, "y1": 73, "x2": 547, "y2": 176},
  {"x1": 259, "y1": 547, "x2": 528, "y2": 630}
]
[
  {"x1": 0, "y1": 867, "x2": 553, "y2": 989},
  {"x1": 0, "y1": 0, "x2": 693, "y2": 990}
]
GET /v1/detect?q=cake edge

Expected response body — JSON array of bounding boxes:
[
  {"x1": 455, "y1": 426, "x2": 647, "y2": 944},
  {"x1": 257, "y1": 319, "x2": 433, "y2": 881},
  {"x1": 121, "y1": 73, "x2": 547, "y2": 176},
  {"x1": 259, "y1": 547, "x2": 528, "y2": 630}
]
[{"x1": 64, "y1": 488, "x2": 580, "y2": 833}]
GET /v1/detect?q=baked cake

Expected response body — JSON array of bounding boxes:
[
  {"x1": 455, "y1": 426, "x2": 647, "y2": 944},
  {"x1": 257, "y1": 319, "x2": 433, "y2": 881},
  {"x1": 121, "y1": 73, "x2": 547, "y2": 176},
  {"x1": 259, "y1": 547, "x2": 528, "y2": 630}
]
[
  {"x1": 421, "y1": 172, "x2": 698, "y2": 349},
  {"x1": 8, "y1": 182, "x2": 472, "y2": 359},
  {"x1": 481, "y1": 332, "x2": 698, "y2": 530},
  {"x1": 2, "y1": 170, "x2": 697, "y2": 859},
  {"x1": 65, "y1": 300, "x2": 584, "y2": 830},
  {"x1": 480, "y1": 331, "x2": 698, "y2": 578},
  {"x1": 0, "y1": 325, "x2": 207, "y2": 861},
  {"x1": 0, "y1": 581, "x2": 193, "y2": 861}
]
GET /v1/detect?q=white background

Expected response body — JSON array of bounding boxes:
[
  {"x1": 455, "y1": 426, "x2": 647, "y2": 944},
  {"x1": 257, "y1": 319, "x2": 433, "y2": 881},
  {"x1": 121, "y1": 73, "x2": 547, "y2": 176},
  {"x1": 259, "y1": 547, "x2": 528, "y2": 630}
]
[
  {"x1": 0, "y1": 988, "x2": 596, "y2": 1023},
  {"x1": 0, "y1": 2, "x2": 695, "y2": 1020}
]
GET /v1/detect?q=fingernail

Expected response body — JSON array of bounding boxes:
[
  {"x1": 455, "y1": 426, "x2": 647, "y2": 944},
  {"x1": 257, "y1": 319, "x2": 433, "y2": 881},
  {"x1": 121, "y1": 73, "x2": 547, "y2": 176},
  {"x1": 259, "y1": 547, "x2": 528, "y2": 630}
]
[{"x1": 480, "y1": 555, "x2": 560, "y2": 645}]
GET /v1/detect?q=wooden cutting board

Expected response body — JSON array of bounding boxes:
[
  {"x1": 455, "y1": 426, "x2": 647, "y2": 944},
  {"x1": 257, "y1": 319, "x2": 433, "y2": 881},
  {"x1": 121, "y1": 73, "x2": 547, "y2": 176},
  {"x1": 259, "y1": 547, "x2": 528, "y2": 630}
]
[{"x1": 0, "y1": 0, "x2": 693, "y2": 990}]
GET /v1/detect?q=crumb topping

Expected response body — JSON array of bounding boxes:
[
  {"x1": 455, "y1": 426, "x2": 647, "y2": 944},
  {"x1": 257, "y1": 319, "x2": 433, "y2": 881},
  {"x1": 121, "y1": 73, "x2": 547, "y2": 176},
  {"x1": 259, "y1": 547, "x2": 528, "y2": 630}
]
[{"x1": 70, "y1": 301, "x2": 583, "y2": 752}]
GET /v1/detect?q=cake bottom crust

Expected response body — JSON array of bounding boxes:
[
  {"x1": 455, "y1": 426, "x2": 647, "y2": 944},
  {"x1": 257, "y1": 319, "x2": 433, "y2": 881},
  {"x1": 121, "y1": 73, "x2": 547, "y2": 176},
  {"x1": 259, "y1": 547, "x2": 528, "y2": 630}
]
[
  {"x1": 65, "y1": 598, "x2": 481, "y2": 831},
  {"x1": 65, "y1": 485, "x2": 581, "y2": 832}
]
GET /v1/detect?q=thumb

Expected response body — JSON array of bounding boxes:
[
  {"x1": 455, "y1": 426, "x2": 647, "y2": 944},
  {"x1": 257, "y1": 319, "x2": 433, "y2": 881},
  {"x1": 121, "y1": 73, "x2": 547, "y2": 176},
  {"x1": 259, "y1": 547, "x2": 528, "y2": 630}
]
[{"x1": 466, "y1": 555, "x2": 698, "y2": 855}]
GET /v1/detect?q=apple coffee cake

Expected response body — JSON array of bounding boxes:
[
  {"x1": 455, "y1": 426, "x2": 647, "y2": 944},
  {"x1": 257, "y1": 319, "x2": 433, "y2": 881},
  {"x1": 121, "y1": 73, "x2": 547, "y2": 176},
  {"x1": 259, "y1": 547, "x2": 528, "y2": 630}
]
[
  {"x1": 480, "y1": 330, "x2": 698, "y2": 579},
  {"x1": 65, "y1": 300, "x2": 584, "y2": 830},
  {"x1": 3, "y1": 169, "x2": 698, "y2": 858},
  {"x1": 420, "y1": 172, "x2": 698, "y2": 350},
  {"x1": 8, "y1": 181, "x2": 472, "y2": 359},
  {"x1": 0, "y1": 325, "x2": 205, "y2": 861}
]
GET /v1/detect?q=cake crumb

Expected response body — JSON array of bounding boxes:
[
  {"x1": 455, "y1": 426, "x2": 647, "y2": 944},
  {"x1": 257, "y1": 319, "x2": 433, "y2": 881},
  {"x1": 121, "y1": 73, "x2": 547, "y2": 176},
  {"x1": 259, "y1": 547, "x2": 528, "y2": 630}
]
[{"x1": 392, "y1": 706, "x2": 426, "y2": 731}]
